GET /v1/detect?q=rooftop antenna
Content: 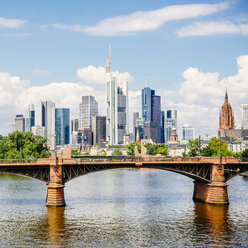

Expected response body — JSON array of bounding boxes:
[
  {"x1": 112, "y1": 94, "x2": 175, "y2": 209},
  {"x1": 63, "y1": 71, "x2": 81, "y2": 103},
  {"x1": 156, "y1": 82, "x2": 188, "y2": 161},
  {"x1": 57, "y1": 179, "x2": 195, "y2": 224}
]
[
  {"x1": 106, "y1": 45, "x2": 111, "y2": 73},
  {"x1": 146, "y1": 73, "x2": 148, "y2": 88},
  {"x1": 109, "y1": 45, "x2": 111, "y2": 71}
]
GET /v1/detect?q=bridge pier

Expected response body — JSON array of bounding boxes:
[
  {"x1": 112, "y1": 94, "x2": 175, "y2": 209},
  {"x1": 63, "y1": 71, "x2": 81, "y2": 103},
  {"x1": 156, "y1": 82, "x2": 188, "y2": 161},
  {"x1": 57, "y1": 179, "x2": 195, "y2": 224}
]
[
  {"x1": 193, "y1": 163, "x2": 228, "y2": 205},
  {"x1": 46, "y1": 162, "x2": 65, "y2": 207}
]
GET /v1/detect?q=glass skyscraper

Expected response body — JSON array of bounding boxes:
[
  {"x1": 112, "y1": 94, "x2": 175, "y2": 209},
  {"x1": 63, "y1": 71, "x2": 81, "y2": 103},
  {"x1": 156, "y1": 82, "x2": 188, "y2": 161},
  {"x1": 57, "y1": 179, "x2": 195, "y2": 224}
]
[
  {"x1": 165, "y1": 110, "x2": 177, "y2": 143},
  {"x1": 141, "y1": 86, "x2": 161, "y2": 143},
  {"x1": 182, "y1": 124, "x2": 195, "y2": 141},
  {"x1": 55, "y1": 108, "x2": 70, "y2": 145},
  {"x1": 142, "y1": 87, "x2": 155, "y2": 122}
]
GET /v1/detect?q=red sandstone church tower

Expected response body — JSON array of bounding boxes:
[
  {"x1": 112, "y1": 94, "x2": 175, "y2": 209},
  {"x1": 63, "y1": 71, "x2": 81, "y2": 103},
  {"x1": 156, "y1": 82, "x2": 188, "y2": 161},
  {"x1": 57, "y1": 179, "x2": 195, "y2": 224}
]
[{"x1": 219, "y1": 89, "x2": 235, "y2": 132}]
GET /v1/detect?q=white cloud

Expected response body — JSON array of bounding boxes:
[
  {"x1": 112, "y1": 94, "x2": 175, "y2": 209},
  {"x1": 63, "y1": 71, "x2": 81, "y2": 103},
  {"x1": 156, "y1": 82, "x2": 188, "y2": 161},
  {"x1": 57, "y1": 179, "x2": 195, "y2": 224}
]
[
  {"x1": 177, "y1": 21, "x2": 248, "y2": 37},
  {"x1": 156, "y1": 55, "x2": 248, "y2": 136},
  {"x1": 1, "y1": 54, "x2": 248, "y2": 138},
  {"x1": 0, "y1": 16, "x2": 26, "y2": 29},
  {"x1": 53, "y1": 2, "x2": 229, "y2": 36},
  {"x1": 2, "y1": 32, "x2": 31, "y2": 38},
  {"x1": 0, "y1": 73, "x2": 29, "y2": 134},
  {"x1": 77, "y1": 65, "x2": 134, "y2": 87},
  {"x1": 32, "y1": 68, "x2": 51, "y2": 77}
]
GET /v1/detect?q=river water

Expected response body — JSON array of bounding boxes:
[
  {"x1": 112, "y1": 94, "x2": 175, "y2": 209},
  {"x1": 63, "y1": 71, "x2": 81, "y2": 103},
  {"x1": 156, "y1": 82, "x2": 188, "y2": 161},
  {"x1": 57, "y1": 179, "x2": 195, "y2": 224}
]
[{"x1": 0, "y1": 168, "x2": 248, "y2": 248}]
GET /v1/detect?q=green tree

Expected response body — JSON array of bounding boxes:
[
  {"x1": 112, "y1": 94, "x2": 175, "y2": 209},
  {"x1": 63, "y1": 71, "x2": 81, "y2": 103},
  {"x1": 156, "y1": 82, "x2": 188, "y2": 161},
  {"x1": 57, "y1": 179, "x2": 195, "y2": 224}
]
[
  {"x1": 71, "y1": 149, "x2": 82, "y2": 156},
  {"x1": 144, "y1": 143, "x2": 169, "y2": 156},
  {"x1": 156, "y1": 145, "x2": 169, "y2": 156},
  {"x1": 144, "y1": 143, "x2": 157, "y2": 155},
  {"x1": 126, "y1": 142, "x2": 141, "y2": 156},
  {"x1": 0, "y1": 131, "x2": 50, "y2": 159},
  {"x1": 187, "y1": 140, "x2": 200, "y2": 157},
  {"x1": 200, "y1": 137, "x2": 233, "y2": 157},
  {"x1": 240, "y1": 149, "x2": 248, "y2": 161},
  {"x1": 112, "y1": 149, "x2": 123, "y2": 156}
]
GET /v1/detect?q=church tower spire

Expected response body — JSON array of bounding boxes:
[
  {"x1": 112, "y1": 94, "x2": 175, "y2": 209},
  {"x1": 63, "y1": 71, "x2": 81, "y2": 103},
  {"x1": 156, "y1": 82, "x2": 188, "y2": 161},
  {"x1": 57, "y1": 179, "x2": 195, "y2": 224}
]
[
  {"x1": 219, "y1": 89, "x2": 235, "y2": 133},
  {"x1": 225, "y1": 88, "x2": 228, "y2": 102}
]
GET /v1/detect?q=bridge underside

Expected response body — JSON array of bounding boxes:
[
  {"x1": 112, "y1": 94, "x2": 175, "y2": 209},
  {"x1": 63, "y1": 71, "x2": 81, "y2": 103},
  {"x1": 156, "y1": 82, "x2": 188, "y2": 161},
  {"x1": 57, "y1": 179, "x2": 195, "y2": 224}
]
[
  {"x1": 63, "y1": 162, "x2": 212, "y2": 183},
  {"x1": 224, "y1": 163, "x2": 248, "y2": 181},
  {"x1": 0, "y1": 165, "x2": 50, "y2": 182}
]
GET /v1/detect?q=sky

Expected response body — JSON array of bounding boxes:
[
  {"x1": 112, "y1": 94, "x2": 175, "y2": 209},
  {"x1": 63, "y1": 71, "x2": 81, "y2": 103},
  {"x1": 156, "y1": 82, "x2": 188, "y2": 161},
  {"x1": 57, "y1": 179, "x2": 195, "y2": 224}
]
[{"x1": 0, "y1": 0, "x2": 248, "y2": 137}]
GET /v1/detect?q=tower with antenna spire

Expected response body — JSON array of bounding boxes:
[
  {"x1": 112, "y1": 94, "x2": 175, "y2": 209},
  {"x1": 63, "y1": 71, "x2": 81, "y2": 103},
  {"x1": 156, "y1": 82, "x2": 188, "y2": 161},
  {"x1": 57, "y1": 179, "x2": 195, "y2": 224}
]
[
  {"x1": 219, "y1": 89, "x2": 235, "y2": 133},
  {"x1": 106, "y1": 47, "x2": 129, "y2": 145}
]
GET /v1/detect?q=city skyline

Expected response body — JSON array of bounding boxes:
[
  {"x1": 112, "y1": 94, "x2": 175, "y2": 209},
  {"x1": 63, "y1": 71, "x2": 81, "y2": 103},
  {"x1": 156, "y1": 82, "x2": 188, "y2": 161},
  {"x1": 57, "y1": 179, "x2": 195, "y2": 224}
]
[{"x1": 0, "y1": 0, "x2": 248, "y2": 136}]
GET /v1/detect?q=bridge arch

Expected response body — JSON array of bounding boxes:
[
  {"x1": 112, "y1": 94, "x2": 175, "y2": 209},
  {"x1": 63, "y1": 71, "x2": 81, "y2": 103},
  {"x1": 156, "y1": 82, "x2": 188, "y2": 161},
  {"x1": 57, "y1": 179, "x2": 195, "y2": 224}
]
[
  {"x1": 63, "y1": 162, "x2": 212, "y2": 184},
  {"x1": 0, "y1": 165, "x2": 50, "y2": 183}
]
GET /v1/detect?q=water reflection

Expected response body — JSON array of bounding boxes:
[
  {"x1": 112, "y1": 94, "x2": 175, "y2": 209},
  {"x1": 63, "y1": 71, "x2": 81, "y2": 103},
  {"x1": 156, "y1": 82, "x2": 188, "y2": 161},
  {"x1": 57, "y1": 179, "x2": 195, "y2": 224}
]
[
  {"x1": 194, "y1": 202, "x2": 233, "y2": 247},
  {"x1": 46, "y1": 207, "x2": 65, "y2": 247}
]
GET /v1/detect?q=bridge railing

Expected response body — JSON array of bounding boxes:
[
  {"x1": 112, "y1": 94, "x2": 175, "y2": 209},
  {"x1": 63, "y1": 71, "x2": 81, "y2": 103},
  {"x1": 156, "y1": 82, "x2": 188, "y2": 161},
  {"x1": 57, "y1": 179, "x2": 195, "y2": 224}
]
[
  {"x1": 0, "y1": 158, "x2": 38, "y2": 164},
  {"x1": 73, "y1": 156, "x2": 174, "y2": 163}
]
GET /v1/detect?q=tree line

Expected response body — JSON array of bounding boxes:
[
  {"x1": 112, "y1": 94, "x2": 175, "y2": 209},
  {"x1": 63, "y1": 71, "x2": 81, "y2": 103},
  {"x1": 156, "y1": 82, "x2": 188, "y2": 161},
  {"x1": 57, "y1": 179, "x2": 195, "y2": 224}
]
[{"x1": 0, "y1": 131, "x2": 51, "y2": 159}]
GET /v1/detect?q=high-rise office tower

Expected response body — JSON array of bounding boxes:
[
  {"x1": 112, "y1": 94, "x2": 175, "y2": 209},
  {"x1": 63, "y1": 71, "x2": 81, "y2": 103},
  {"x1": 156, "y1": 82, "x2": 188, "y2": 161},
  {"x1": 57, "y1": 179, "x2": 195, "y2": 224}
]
[
  {"x1": 106, "y1": 47, "x2": 128, "y2": 145},
  {"x1": 133, "y1": 112, "x2": 139, "y2": 136},
  {"x1": 134, "y1": 117, "x2": 145, "y2": 141},
  {"x1": 71, "y1": 119, "x2": 78, "y2": 133},
  {"x1": 79, "y1": 96, "x2": 98, "y2": 129},
  {"x1": 161, "y1": 111, "x2": 165, "y2": 143},
  {"x1": 142, "y1": 87, "x2": 155, "y2": 122},
  {"x1": 55, "y1": 108, "x2": 70, "y2": 145},
  {"x1": 141, "y1": 86, "x2": 161, "y2": 143},
  {"x1": 25, "y1": 104, "x2": 35, "y2": 132},
  {"x1": 182, "y1": 124, "x2": 195, "y2": 141},
  {"x1": 33, "y1": 100, "x2": 55, "y2": 148},
  {"x1": 14, "y1": 114, "x2": 25, "y2": 132},
  {"x1": 70, "y1": 119, "x2": 79, "y2": 145},
  {"x1": 241, "y1": 104, "x2": 248, "y2": 129},
  {"x1": 165, "y1": 110, "x2": 177, "y2": 143},
  {"x1": 92, "y1": 116, "x2": 106, "y2": 145},
  {"x1": 35, "y1": 100, "x2": 45, "y2": 127},
  {"x1": 44, "y1": 100, "x2": 56, "y2": 147},
  {"x1": 166, "y1": 110, "x2": 177, "y2": 130}
]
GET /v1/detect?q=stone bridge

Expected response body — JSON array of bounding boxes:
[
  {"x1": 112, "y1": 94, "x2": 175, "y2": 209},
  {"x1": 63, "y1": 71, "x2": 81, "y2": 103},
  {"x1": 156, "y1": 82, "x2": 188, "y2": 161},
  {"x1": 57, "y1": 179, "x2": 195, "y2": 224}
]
[{"x1": 0, "y1": 147, "x2": 248, "y2": 207}]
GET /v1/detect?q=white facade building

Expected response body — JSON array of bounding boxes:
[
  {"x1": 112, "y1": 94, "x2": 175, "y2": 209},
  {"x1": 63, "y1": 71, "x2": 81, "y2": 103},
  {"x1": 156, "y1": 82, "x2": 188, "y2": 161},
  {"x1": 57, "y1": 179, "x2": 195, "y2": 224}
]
[
  {"x1": 241, "y1": 104, "x2": 248, "y2": 129},
  {"x1": 33, "y1": 100, "x2": 55, "y2": 148},
  {"x1": 14, "y1": 114, "x2": 25, "y2": 132},
  {"x1": 32, "y1": 126, "x2": 45, "y2": 137},
  {"x1": 79, "y1": 96, "x2": 98, "y2": 129},
  {"x1": 106, "y1": 48, "x2": 129, "y2": 145}
]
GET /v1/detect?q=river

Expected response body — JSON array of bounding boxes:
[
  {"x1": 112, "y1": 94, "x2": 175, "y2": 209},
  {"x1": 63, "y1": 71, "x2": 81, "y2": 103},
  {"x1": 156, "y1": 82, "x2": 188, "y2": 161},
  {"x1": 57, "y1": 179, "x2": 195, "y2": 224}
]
[{"x1": 0, "y1": 168, "x2": 248, "y2": 247}]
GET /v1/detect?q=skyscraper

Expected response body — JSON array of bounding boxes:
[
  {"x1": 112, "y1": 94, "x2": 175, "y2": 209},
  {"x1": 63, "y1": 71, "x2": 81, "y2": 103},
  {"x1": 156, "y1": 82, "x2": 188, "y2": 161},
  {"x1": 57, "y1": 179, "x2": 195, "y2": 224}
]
[
  {"x1": 165, "y1": 110, "x2": 177, "y2": 143},
  {"x1": 133, "y1": 112, "x2": 139, "y2": 136},
  {"x1": 55, "y1": 108, "x2": 70, "y2": 145},
  {"x1": 14, "y1": 114, "x2": 25, "y2": 132},
  {"x1": 33, "y1": 100, "x2": 55, "y2": 147},
  {"x1": 142, "y1": 87, "x2": 155, "y2": 122},
  {"x1": 92, "y1": 116, "x2": 106, "y2": 145},
  {"x1": 182, "y1": 124, "x2": 195, "y2": 141},
  {"x1": 141, "y1": 86, "x2": 161, "y2": 143},
  {"x1": 241, "y1": 104, "x2": 248, "y2": 129},
  {"x1": 25, "y1": 104, "x2": 35, "y2": 132},
  {"x1": 44, "y1": 100, "x2": 56, "y2": 148},
  {"x1": 79, "y1": 96, "x2": 98, "y2": 129},
  {"x1": 106, "y1": 47, "x2": 128, "y2": 145},
  {"x1": 161, "y1": 111, "x2": 165, "y2": 143}
]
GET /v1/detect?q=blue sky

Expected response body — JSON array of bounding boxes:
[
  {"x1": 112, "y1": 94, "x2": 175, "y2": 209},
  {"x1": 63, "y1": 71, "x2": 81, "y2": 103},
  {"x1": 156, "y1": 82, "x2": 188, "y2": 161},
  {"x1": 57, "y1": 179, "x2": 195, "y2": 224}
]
[{"x1": 0, "y1": 0, "x2": 248, "y2": 136}]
